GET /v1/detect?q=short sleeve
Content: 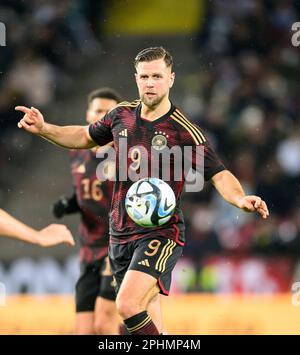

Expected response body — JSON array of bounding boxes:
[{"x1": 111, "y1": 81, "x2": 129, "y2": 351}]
[
  {"x1": 186, "y1": 126, "x2": 226, "y2": 181},
  {"x1": 199, "y1": 141, "x2": 226, "y2": 180},
  {"x1": 88, "y1": 110, "x2": 114, "y2": 146}
]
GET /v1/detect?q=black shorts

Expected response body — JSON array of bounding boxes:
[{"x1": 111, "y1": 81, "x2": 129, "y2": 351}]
[
  {"x1": 109, "y1": 236, "x2": 183, "y2": 296},
  {"x1": 75, "y1": 256, "x2": 116, "y2": 313}
]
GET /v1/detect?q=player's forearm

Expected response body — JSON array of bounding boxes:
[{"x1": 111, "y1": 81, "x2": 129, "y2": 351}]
[
  {"x1": 40, "y1": 123, "x2": 95, "y2": 149},
  {"x1": 0, "y1": 209, "x2": 40, "y2": 244},
  {"x1": 211, "y1": 170, "x2": 245, "y2": 208}
]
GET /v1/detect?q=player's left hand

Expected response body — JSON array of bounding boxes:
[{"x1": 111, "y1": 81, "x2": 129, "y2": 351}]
[
  {"x1": 37, "y1": 224, "x2": 75, "y2": 247},
  {"x1": 236, "y1": 195, "x2": 269, "y2": 219}
]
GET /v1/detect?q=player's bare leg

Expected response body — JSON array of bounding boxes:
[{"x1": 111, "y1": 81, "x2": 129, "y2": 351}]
[
  {"x1": 75, "y1": 312, "x2": 94, "y2": 335},
  {"x1": 116, "y1": 270, "x2": 161, "y2": 335},
  {"x1": 94, "y1": 296, "x2": 119, "y2": 335},
  {"x1": 148, "y1": 293, "x2": 164, "y2": 332},
  {"x1": 118, "y1": 293, "x2": 164, "y2": 335}
]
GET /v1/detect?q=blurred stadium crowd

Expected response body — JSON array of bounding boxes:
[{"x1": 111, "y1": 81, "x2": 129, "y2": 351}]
[
  {"x1": 0, "y1": 0, "x2": 104, "y2": 198},
  {"x1": 181, "y1": 1, "x2": 300, "y2": 256},
  {"x1": 0, "y1": 0, "x2": 300, "y2": 294}
]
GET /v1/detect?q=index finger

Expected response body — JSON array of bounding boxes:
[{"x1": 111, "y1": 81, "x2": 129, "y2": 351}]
[{"x1": 15, "y1": 106, "x2": 32, "y2": 115}]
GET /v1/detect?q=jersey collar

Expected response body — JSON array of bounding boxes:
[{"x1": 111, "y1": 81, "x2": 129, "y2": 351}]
[{"x1": 136, "y1": 102, "x2": 176, "y2": 127}]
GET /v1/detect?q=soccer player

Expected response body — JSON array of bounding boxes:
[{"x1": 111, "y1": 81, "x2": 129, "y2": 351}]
[
  {"x1": 52, "y1": 88, "x2": 122, "y2": 335},
  {"x1": 0, "y1": 208, "x2": 74, "y2": 247},
  {"x1": 16, "y1": 47, "x2": 269, "y2": 335},
  {"x1": 51, "y1": 87, "x2": 164, "y2": 335}
]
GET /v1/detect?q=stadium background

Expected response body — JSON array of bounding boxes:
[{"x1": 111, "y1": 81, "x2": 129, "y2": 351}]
[{"x1": 0, "y1": 0, "x2": 300, "y2": 334}]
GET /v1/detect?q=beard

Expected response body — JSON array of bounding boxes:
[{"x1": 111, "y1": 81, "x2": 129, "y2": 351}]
[{"x1": 141, "y1": 92, "x2": 166, "y2": 108}]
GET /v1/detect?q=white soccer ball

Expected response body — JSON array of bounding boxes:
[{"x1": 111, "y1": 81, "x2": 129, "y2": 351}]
[{"x1": 125, "y1": 177, "x2": 176, "y2": 227}]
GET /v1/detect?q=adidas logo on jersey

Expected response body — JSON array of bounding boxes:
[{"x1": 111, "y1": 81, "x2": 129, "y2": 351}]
[
  {"x1": 119, "y1": 129, "x2": 128, "y2": 137},
  {"x1": 138, "y1": 259, "x2": 150, "y2": 267}
]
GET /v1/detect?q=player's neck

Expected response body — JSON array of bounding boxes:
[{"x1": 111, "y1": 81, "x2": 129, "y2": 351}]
[{"x1": 141, "y1": 99, "x2": 171, "y2": 121}]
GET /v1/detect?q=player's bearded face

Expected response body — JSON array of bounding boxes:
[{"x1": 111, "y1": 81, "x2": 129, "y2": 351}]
[
  {"x1": 135, "y1": 59, "x2": 175, "y2": 108},
  {"x1": 141, "y1": 91, "x2": 166, "y2": 107}
]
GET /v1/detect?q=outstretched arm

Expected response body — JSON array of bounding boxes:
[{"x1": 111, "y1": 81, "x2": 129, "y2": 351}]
[
  {"x1": 0, "y1": 209, "x2": 75, "y2": 247},
  {"x1": 16, "y1": 106, "x2": 96, "y2": 149},
  {"x1": 211, "y1": 170, "x2": 269, "y2": 219}
]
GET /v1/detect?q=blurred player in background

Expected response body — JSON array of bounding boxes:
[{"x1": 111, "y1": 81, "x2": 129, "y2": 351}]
[
  {"x1": 16, "y1": 47, "x2": 269, "y2": 335},
  {"x1": 52, "y1": 88, "x2": 121, "y2": 334},
  {"x1": 0, "y1": 208, "x2": 74, "y2": 247}
]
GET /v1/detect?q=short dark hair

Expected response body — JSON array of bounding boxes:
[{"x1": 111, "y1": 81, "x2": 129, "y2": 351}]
[
  {"x1": 134, "y1": 47, "x2": 173, "y2": 69},
  {"x1": 87, "y1": 87, "x2": 122, "y2": 106}
]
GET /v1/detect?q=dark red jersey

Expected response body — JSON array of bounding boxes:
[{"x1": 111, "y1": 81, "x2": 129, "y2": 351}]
[
  {"x1": 89, "y1": 100, "x2": 225, "y2": 246},
  {"x1": 70, "y1": 149, "x2": 114, "y2": 263}
]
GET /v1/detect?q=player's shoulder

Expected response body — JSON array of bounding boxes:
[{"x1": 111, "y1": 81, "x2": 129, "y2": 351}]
[
  {"x1": 115, "y1": 99, "x2": 141, "y2": 111},
  {"x1": 170, "y1": 107, "x2": 206, "y2": 145},
  {"x1": 104, "y1": 99, "x2": 140, "y2": 121}
]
